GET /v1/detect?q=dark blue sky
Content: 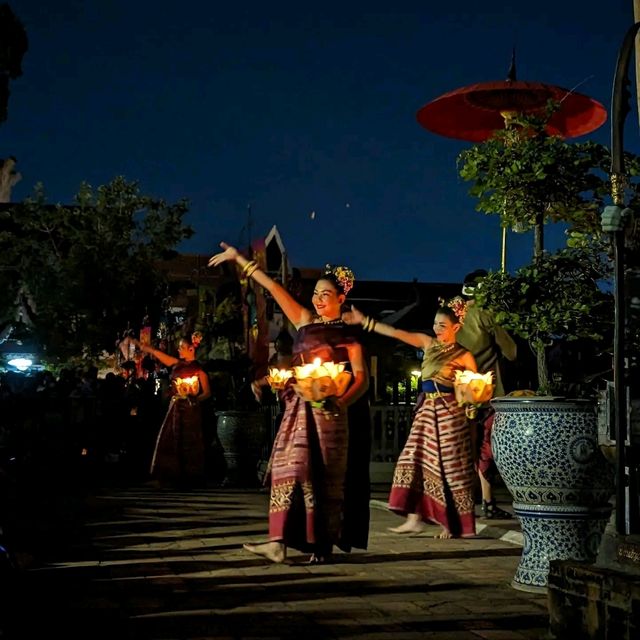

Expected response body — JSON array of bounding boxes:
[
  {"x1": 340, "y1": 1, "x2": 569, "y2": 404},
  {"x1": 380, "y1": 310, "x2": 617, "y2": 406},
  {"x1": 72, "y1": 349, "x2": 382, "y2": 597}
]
[{"x1": 5, "y1": 1, "x2": 639, "y2": 281}]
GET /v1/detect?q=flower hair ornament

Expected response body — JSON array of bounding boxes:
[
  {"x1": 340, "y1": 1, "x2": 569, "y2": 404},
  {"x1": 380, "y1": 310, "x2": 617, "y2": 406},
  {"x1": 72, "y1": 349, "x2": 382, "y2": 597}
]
[
  {"x1": 191, "y1": 331, "x2": 203, "y2": 348},
  {"x1": 438, "y1": 295, "x2": 468, "y2": 325},
  {"x1": 324, "y1": 264, "x2": 355, "y2": 296}
]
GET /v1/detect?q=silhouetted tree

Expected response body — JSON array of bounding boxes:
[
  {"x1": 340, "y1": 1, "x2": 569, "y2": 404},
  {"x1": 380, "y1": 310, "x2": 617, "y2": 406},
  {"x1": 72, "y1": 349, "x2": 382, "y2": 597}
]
[{"x1": 0, "y1": 177, "x2": 193, "y2": 362}]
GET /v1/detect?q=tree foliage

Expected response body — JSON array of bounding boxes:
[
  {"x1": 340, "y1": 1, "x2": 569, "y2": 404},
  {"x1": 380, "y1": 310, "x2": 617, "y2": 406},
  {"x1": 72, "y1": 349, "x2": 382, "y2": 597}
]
[
  {"x1": 0, "y1": 176, "x2": 193, "y2": 362},
  {"x1": 472, "y1": 248, "x2": 612, "y2": 394},
  {"x1": 458, "y1": 109, "x2": 640, "y2": 239},
  {"x1": 457, "y1": 109, "x2": 640, "y2": 394}
]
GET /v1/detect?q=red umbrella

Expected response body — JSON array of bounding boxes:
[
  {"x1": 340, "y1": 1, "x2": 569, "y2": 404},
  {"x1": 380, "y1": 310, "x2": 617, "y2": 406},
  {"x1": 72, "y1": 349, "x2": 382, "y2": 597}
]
[
  {"x1": 416, "y1": 65, "x2": 607, "y2": 142},
  {"x1": 415, "y1": 58, "x2": 607, "y2": 271}
]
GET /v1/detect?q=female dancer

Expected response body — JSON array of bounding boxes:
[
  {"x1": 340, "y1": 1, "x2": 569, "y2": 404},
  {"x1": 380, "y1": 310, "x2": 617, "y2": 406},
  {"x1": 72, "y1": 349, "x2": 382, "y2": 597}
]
[
  {"x1": 136, "y1": 334, "x2": 211, "y2": 487},
  {"x1": 345, "y1": 301, "x2": 477, "y2": 539},
  {"x1": 208, "y1": 243, "x2": 370, "y2": 564}
]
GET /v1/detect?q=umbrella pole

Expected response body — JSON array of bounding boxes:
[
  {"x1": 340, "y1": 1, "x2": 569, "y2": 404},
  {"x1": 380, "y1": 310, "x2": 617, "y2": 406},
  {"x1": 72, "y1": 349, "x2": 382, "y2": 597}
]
[{"x1": 500, "y1": 226, "x2": 507, "y2": 272}]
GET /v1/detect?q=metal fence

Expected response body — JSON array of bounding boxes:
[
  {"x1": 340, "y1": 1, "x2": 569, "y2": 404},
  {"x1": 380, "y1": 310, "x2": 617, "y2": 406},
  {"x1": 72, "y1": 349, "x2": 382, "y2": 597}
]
[{"x1": 260, "y1": 403, "x2": 410, "y2": 463}]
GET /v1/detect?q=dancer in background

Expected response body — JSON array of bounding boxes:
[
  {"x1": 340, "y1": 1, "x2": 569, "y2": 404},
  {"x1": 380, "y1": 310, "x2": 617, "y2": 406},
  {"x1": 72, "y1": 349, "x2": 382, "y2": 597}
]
[{"x1": 136, "y1": 334, "x2": 210, "y2": 488}]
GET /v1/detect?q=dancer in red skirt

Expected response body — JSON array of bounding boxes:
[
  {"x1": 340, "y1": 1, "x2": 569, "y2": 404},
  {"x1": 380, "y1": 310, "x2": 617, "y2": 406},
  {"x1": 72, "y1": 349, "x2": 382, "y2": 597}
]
[
  {"x1": 209, "y1": 242, "x2": 370, "y2": 564},
  {"x1": 345, "y1": 300, "x2": 478, "y2": 539}
]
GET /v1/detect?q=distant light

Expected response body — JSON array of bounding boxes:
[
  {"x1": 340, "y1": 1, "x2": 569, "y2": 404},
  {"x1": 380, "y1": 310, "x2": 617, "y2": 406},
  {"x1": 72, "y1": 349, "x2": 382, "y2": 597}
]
[
  {"x1": 411, "y1": 370, "x2": 421, "y2": 377},
  {"x1": 8, "y1": 357, "x2": 32, "y2": 371}
]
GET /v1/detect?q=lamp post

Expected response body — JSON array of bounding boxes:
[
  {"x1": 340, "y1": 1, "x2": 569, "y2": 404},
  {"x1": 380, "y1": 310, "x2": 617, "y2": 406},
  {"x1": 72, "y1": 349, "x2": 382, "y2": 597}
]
[{"x1": 605, "y1": 20, "x2": 640, "y2": 537}]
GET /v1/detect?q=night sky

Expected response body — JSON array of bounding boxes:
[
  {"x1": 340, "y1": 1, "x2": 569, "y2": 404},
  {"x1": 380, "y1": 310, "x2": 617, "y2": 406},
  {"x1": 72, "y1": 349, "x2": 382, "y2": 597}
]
[{"x1": 4, "y1": 1, "x2": 639, "y2": 282}]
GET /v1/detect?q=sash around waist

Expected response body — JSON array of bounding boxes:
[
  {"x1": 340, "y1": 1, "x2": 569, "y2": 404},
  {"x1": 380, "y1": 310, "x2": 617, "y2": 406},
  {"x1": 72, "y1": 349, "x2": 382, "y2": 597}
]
[{"x1": 421, "y1": 379, "x2": 453, "y2": 393}]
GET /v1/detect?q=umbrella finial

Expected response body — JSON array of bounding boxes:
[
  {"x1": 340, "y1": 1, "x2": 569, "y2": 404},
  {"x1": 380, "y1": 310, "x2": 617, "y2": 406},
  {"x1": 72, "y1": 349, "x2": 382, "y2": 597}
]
[{"x1": 507, "y1": 47, "x2": 517, "y2": 82}]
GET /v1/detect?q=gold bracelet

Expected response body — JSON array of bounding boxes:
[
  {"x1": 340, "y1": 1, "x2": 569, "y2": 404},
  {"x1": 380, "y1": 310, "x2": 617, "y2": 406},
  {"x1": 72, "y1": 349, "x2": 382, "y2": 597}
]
[
  {"x1": 241, "y1": 260, "x2": 257, "y2": 276},
  {"x1": 245, "y1": 263, "x2": 259, "y2": 278},
  {"x1": 362, "y1": 316, "x2": 371, "y2": 331},
  {"x1": 368, "y1": 320, "x2": 377, "y2": 332}
]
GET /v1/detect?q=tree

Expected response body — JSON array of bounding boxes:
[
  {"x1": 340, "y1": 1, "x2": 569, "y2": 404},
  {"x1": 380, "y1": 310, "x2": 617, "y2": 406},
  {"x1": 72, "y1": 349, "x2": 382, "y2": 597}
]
[
  {"x1": 0, "y1": 176, "x2": 193, "y2": 362},
  {"x1": 458, "y1": 110, "x2": 640, "y2": 394}
]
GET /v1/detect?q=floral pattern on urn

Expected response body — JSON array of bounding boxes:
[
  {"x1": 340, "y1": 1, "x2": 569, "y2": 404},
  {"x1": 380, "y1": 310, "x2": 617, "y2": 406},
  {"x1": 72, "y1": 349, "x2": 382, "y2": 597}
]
[{"x1": 491, "y1": 397, "x2": 614, "y2": 592}]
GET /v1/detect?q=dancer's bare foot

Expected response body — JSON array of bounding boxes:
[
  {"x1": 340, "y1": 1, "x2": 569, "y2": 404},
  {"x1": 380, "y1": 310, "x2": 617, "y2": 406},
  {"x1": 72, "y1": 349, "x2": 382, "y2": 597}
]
[
  {"x1": 434, "y1": 528, "x2": 453, "y2": 539},
  {"x1": 243, "y1": 541, "x2": 286, "y2": 563},
  {"x1": 388, "y1": 515, "x2": 425, "y2": 534},
  {"x1": 307, "y1": 553, "x2": 332, "y2": 565}
]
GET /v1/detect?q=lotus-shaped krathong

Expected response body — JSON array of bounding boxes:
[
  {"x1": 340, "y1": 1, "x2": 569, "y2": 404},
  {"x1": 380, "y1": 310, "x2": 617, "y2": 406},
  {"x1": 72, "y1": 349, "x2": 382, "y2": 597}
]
[
  {"x1": 266, "y1": 367, "x2": 293, "y2": 391},
  {"x1": 292, "y1": 357, "x2": 352, "y2": 403},
  {"x1": 174, "y1": 375, "x2": 200, "y2": 398},
  {"x1": 454, "y1": 370, "x2": 494, "y2": 418}
]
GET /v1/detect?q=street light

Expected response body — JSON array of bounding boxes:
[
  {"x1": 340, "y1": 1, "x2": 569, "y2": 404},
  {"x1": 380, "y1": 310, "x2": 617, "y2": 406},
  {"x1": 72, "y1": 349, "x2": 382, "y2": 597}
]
[{"x1": 7, "y1": 356, "x2": 31, "y2": 371}]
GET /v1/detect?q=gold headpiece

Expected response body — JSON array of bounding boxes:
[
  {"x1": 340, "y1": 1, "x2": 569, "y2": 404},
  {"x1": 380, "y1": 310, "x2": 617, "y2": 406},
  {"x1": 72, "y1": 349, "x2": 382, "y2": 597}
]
[
  {"x1": 324, "y1": 264, "x2": 355, "y2": 296},
  {"x1": 438, "y1": 295, "x2": 468, "y2": 324}
]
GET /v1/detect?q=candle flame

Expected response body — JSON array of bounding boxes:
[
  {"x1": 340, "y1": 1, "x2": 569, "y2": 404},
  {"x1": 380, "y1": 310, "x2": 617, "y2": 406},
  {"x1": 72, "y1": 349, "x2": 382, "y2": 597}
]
[
  {"x1": 175, "y1": 375, "x2": 200, "y2": 397},
  {"x1": 454, "y1": 370, "x2": 494, "y2": 405},
  {"x1": 267, "y1": 368, "x2": 293, "y2": 389}
]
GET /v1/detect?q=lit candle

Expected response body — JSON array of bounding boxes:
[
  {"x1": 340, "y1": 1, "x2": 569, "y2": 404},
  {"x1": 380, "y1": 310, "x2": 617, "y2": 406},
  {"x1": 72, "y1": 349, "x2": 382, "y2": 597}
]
[
  {"x1": 454, "y1": 370, "x2": 495, "y2": 406},
  {"x1": 292, "y1": 359, "x2": 352, "y2": 402},
  {"x1": 266, "y1": 367, "x2": 293, "y2": 390},
  {"x1": 174, "y1": 375, "x2": 200, "y2": 398}
]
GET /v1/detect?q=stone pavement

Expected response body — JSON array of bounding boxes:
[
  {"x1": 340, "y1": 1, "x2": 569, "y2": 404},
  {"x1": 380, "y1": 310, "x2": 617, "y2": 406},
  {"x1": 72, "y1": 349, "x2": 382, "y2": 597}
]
[{"x1": 5, "y1": 483, "x2": 550, "y2": 640}]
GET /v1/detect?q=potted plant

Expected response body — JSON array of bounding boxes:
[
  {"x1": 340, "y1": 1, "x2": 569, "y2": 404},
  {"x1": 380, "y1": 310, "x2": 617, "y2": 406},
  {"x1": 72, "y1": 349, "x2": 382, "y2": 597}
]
[
  {"x1": 457, "y1": 109, "x2": 640, "y2": 592},
  {"x1": 203, "y1": 292, "x2": 266, "y2": 487}
]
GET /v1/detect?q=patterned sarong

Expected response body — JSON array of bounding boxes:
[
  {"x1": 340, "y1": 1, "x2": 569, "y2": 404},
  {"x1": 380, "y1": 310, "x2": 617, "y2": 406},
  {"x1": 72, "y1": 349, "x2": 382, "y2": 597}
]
[
  {"x1": 266, "y1": 389, "x2": 348, "y2": 552},
  {"x1": 388, "y1": 393, "x2": 476, "y2": 537}
]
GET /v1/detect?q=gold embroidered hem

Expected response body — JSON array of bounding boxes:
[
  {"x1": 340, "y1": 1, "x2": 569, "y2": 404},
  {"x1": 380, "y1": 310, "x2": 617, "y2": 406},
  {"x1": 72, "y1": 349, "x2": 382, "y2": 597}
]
[
  {"x1": 388, "y1": 389, "x2": 476, "y2": 537},
  {"x1": 269, "y1": 480, "x2": 315, "y2": 513}
]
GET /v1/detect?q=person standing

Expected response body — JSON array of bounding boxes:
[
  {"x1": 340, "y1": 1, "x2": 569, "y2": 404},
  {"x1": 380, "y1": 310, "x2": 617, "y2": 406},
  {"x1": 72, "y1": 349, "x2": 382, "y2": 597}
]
[
  {"x1": 136, "y1": 334, "x2": 211, "y2": 488},
  {"x1": 208, "y1": 242, "x2": 370, "y2": 564},
  {"x1": 345, "y1": 301, "x2": 477, "y2": 539},
  {"x1": 456, "y1": 269, "x2": 517, "y2": 519}
]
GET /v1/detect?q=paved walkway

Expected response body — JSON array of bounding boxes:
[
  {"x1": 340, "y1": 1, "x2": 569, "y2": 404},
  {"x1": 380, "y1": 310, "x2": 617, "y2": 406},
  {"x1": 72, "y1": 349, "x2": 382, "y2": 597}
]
[{"x1": 6, "y1": 483, "x2": 550, "y2": 640}]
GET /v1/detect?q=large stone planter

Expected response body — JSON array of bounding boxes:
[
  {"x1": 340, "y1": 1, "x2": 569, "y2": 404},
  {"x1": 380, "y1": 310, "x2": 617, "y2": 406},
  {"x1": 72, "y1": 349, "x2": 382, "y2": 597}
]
[
  {"x1": 491, "y1": 397, "x2": 615, "y2": 593},
  {"x1": 215, "y1": 410, "x2": 267, "y2": 486}
]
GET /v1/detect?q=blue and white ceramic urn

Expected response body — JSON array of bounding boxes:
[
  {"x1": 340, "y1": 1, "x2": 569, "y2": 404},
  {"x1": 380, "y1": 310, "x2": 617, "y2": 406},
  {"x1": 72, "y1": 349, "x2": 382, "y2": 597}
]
[{"x1": 491, "y1": 397, "x2": 614, "y2": 593}]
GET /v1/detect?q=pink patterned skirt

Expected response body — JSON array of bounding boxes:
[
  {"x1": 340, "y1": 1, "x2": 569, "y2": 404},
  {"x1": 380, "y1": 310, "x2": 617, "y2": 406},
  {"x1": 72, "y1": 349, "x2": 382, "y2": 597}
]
[
  {"x1": 266, "y1": 392, "x2": 348, "y2": 552},
  {"x1": 388, "y1": 393, "x2": 476, "y2": 537}
]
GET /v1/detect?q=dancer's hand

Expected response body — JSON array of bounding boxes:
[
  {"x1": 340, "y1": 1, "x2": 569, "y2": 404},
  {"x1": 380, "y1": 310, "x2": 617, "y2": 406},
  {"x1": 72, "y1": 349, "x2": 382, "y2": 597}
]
[
  {"x1": 208, "y1": 242, "x2": 239, "y2": 268},
  {"x1": 322, "y1": 396, "x2": 344, "y2": 417},
  {"x1": 251, "y1": 380, "x2": 263, "y2": 402},
  {"x1": 342, "y1": 304, "x2": 365, "y2": 326}
]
